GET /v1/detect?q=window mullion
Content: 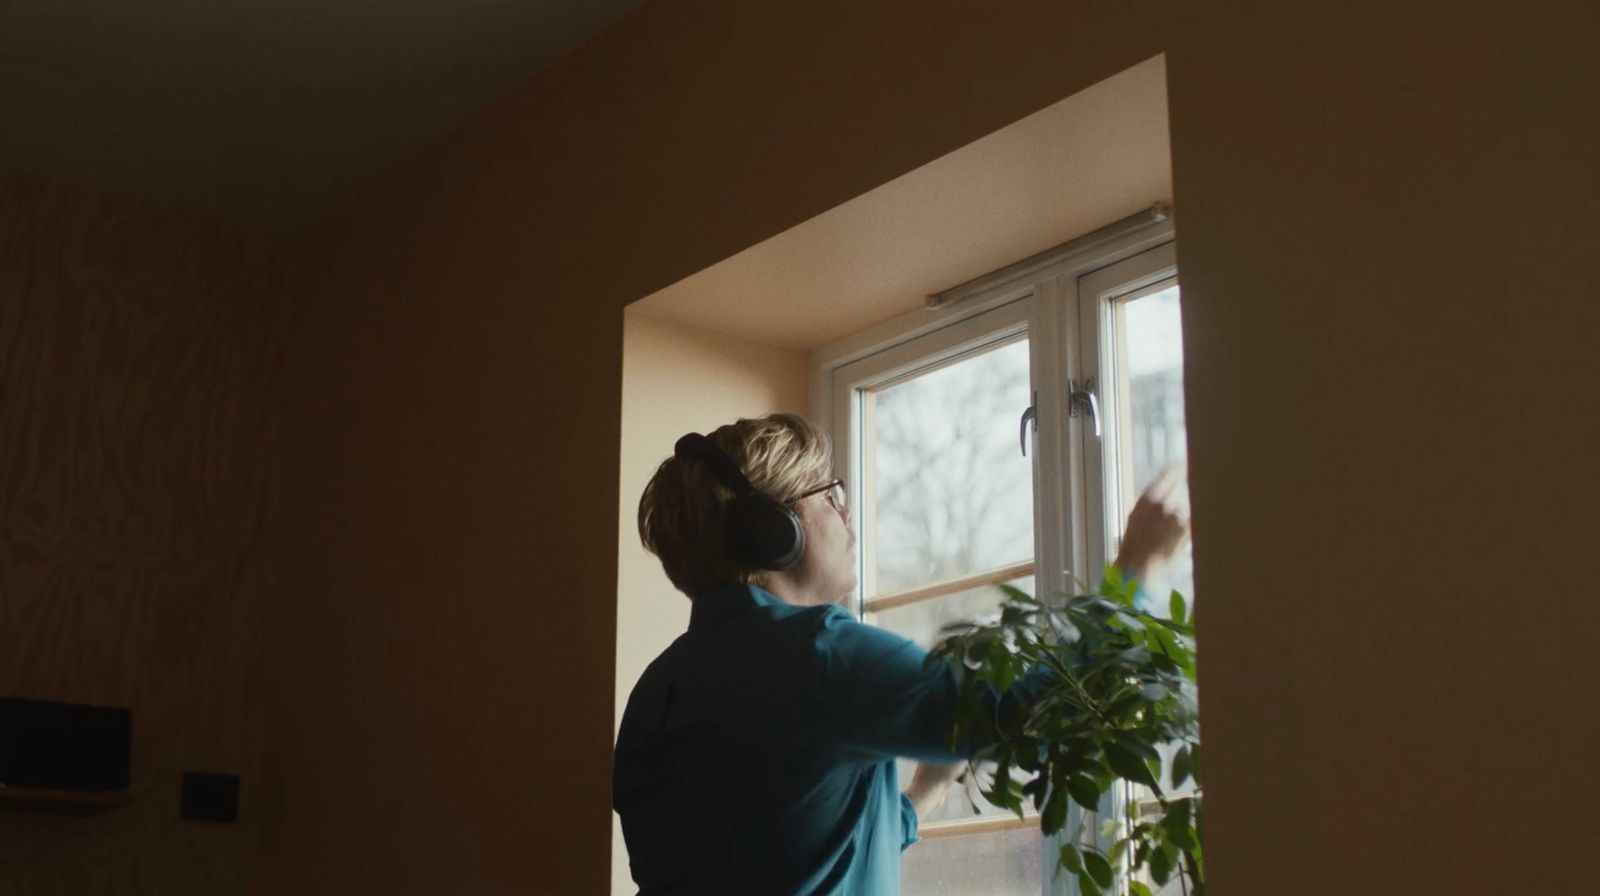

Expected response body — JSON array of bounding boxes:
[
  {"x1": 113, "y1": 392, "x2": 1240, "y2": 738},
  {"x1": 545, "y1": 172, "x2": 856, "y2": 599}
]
[
  {"x1": 1028, "y1": 275, "x2": 1071, "y2": 604},
  {"x1": 1076, "y1": 264, "x2": 1115, "y2": 583}
]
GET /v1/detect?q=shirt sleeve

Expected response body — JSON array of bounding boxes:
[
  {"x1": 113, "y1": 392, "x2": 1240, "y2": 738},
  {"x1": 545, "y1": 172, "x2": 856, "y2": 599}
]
[
  {"x1": 812, "y1": 606, "x2": 1053, "y2": 763},
  {"x1": 899, "y1": 791, "x2": 920, "y2": 851}
]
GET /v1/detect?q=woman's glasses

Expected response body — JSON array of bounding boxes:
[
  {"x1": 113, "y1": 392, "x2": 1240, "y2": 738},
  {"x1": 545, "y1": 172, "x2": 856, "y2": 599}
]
[{"x1": 787, "y1": 479, "x2": 847, "y2": 514}]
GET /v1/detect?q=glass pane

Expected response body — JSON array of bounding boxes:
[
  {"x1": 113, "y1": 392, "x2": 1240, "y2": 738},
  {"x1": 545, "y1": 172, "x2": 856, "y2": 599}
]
[
  {"x1": 873, "y1": 577, "x2": 1035, "y2": 823},
  {"x1": 1114, "y1": 283, "x2": 1192, "y2": 612},
  {"x1": 865, "y1": 576, "x2": 1033, "y2": 651},
  {"x1": 868, "y1": 338, "x2": 1034, "y2": 596},
  {"x1": 895, "y1": 753, "x2": 1035, "y2": 825},
  {"x1": 1115, "y1": 280, "x2": 1198, "y2": 896},
  {"x1": 902, "y1": 827, "x2": 1044, "y2": 896}
]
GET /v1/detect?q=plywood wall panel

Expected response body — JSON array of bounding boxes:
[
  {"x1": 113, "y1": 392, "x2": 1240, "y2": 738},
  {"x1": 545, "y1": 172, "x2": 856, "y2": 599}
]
[{"x1": 0, "y1": 174, "x2": 285, "y2": 895}]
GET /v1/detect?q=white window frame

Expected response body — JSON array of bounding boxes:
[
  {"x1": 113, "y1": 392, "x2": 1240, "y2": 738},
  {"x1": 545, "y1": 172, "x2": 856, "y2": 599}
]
[
  {"x1": 808, "y1": 214, "x2": 1179, "y2": 895},
  {"x1": 810, "y1": 218, "x2": 1176, "y2": 609},
  {"x1": 829, "y1": 296, "x2": 1038, "y2": 620},
  {"x1": 1075, "y1": 240, "x2": 1182, "y2": 578}
]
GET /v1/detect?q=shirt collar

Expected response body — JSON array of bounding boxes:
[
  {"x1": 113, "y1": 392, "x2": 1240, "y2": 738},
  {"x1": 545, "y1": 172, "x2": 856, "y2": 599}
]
[{"x1": 689, "y1": 582, "x2": 786, "y2": 632}]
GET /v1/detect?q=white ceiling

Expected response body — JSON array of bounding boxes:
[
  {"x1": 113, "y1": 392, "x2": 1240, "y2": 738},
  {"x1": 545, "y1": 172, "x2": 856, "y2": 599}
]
[
  {"x1": 630, "y1": 56, "x2": 1172, "y2": 352},
  {"x1": 0, "y1": 0, "x2": 647, "y2": 233}
]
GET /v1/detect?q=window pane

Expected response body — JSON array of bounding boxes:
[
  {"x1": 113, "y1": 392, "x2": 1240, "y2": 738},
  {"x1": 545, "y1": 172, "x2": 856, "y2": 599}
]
[
  {"x1": 868, "y1": 338, "x2": 1034, "y2": 596},
  {"x1": 866, "y1": 577, "x2": 1032, "y2": 651},
  {"x1": 902, "y1": 827, "x2": 1044, "y2": 896},
  {"x1": 1114, "y1": 283, "x2": 1192, "y2": 610},
  {"x1": 894, "y1": 754, "x2": 1034, "y2": 825},
  {"x1": 1115, "y1": 280, "x2": 1197, "y2": 896}
]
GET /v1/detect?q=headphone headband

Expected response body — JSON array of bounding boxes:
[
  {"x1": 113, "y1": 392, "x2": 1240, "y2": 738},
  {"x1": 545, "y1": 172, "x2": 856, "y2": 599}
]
[
  {"x1": 673, "y1": 433, "x2": 755, "y2": 497},
  {"x1": 673, "y1": 431, "x2": 805, "y2": 571}
]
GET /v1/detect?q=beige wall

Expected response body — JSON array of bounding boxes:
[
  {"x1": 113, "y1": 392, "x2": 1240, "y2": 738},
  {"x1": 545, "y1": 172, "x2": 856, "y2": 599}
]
[
  {"x1": 0, "y1": 174, "x2": 285, "y2": 893},
  {"x1": 268, "y1": 1, "x2": 1599, "y2": 893},
  {"x1": 612, "y1": 310, "x2": 809, "y2": 893}
]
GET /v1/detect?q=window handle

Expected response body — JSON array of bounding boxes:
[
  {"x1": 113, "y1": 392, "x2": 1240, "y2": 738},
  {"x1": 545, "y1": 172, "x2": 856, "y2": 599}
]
[
  {"x1": 1069, "y1": 378, "x2": 1101, "y2": 437},
  {"x1": 1019, "y1": 396, "x2": 1036, "y2": 457}
]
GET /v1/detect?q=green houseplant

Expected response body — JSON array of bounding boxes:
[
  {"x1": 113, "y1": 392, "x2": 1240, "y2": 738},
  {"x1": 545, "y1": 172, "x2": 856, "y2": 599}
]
[{"x1": 927, "y1": 566, "x2": 1203, "y2": 896}]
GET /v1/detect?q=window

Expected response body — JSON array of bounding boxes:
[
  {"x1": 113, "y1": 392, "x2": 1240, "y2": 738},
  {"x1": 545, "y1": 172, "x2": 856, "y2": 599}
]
[
  {"x1": 815, "y1": 215, "x2": 1188, "y2": 896},
  {"x1": 1078, "y1": 244, "x2": 1195, "y2": 896}
]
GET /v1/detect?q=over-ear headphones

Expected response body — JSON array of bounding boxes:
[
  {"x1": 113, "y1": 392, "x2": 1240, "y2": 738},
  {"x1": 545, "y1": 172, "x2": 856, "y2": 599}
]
[{"x1": 674, "y1": 433, "x2": 805, "y2": 571}]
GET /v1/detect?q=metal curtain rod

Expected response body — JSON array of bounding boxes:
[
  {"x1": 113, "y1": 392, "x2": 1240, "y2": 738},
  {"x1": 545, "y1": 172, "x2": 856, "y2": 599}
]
[{"x1": 925, "y1": 202, "x2": 1171, "y2": 310}]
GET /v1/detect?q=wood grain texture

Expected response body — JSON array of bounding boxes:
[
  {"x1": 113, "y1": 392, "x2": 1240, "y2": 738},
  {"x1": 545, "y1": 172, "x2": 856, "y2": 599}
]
[{"x1": 0, "y1": 174, "x2": 285, "y2": 895}]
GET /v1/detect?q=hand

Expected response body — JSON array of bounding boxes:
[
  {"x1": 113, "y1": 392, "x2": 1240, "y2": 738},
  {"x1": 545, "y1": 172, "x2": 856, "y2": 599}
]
[
  {"x1": 1114, "y1": 464, "x2": 1192, "y2": 582},
  {"x1": 904, "y1": 760, "x2": 965, "y2": 820}
]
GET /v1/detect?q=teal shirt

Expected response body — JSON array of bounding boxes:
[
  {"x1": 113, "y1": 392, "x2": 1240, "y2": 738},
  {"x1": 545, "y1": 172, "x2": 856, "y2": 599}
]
[{"x1": 613, "y1": 583, "x2": 1040, "y2": 895}]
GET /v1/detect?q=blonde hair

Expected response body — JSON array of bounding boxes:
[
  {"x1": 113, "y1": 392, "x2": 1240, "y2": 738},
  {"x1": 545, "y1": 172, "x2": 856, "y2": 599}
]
[{"x1": 638, "y1": 413, "x2": 832, "y2": 598}]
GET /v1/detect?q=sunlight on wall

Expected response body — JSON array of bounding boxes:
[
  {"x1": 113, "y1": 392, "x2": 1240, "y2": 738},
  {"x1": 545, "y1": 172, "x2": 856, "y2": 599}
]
[{"x1": 612, "y1": 310, "x2": 809, "y2": 894}]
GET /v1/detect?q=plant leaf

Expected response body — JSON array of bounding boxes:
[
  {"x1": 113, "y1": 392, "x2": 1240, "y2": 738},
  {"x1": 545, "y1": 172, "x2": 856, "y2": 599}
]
[
  {"x1": 1149, "y1": 843, "x2": 1171, "y2": 885},
  {"x1": 1066, "y1": 774, "x2": 1101, "y2": 811},
  {"x1": 990, "y1": 639, "x2": 1016, "y2": 692},
  {"x1": 1041, "y1": 788, "x2": 1068, "y2": 835},
  {"x1": 998, "y1": 583, "x2": 1040, "y2": 606},
  {"x1": 1172, "y1": 745, "x2": 1193, "y2": 788},
  {"x1": 1100, "y1": 563, "x2": 1125, "y2": 595},
  {"x1": 1114, "y1": 610, "x2": 1148, "y2": 632},
  {"x1": 1083, "y1": 851, "x2": 1114, "y2": 888},
  {"x1": 1116, "y1": 734, "x2": 1162, "y2": 764},
  {"x1": 1119, "y1": 646, "x2": 1154, "y2": 667},
  {"x1": 1105, "y1": 743, "x2": 1159, "y2": 788}
]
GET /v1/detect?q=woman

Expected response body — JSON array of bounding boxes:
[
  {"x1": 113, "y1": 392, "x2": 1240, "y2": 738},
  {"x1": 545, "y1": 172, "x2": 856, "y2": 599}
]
[{"x1": 614, "y1": 414, "x2": 1187, "y2": 895}]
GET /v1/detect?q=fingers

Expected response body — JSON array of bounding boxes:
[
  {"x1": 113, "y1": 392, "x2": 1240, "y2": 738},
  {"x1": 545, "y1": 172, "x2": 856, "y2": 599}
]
[
  {"x1": 1127, "y1": 463, "x2": 1192, "y2": 552},
  {"x1": 1145, "y1": 462, "x2": 1187, "y2": 504},
  {"x1": 1117, "y1": 463, "x2": 1193, "y2": 581},
  {"x1": 1140, "y1": 463, "x2": 1191, "y2": 532}
]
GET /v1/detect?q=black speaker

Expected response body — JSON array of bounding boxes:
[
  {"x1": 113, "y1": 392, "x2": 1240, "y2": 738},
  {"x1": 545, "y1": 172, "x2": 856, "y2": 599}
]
[{"x1": 0, "y1": 698, "x2": 131, "y2": 791}]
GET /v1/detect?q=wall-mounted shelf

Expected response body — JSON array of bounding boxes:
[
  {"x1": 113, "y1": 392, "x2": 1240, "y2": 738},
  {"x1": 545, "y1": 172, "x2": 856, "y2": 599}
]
[{"x1": 0, "y1": 786, "x2": 131, "y2": 815}]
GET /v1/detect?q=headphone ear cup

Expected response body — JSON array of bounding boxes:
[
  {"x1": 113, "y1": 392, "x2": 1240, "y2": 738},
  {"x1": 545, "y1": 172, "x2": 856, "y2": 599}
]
[
  {"x1": 674, "y1": 432, "x2": 805, "y2": 571},
  {"x1": 727, "y1": 495, "x2": 805, "y2": 571}
]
